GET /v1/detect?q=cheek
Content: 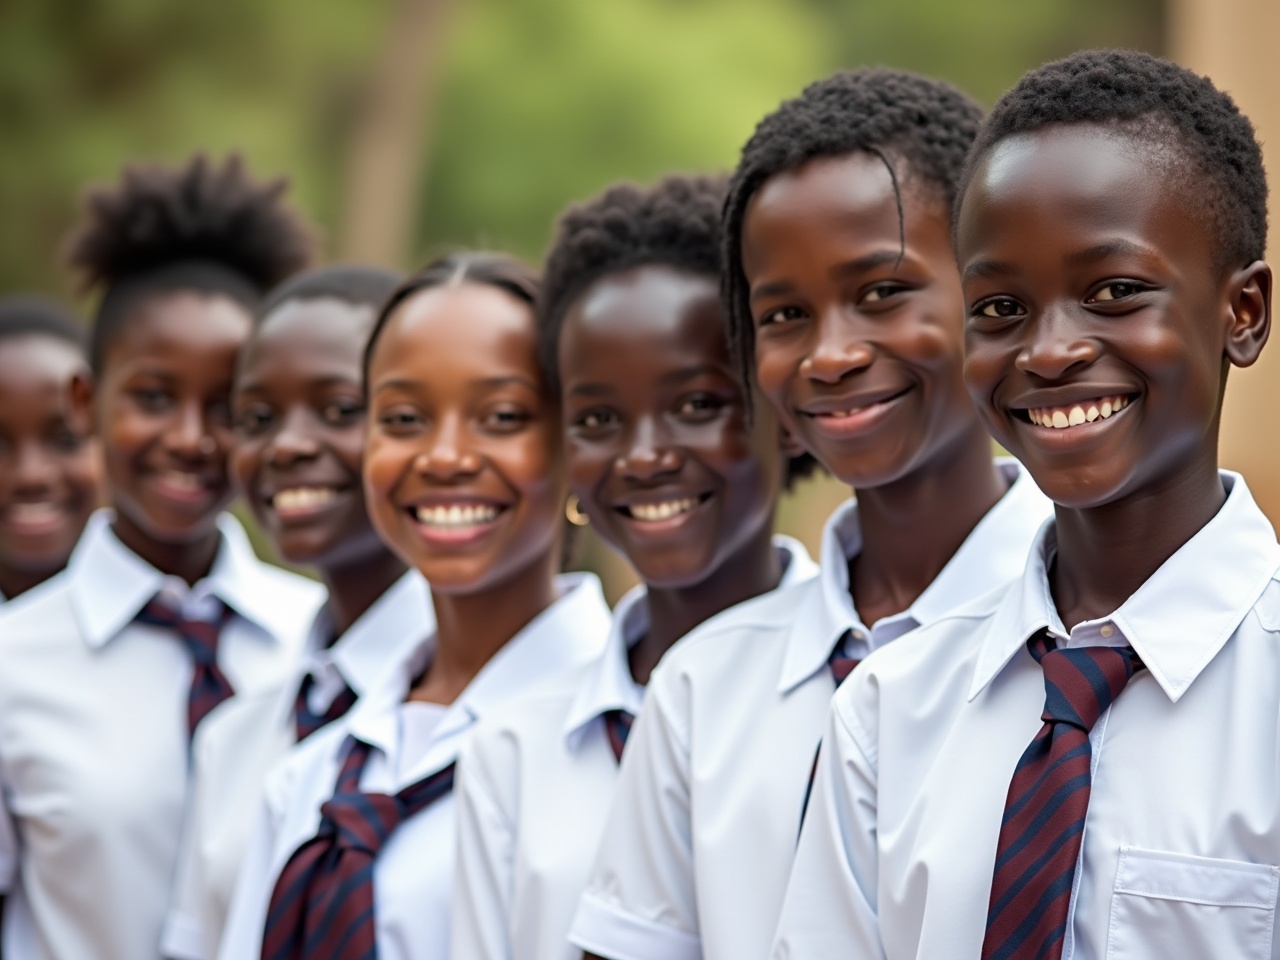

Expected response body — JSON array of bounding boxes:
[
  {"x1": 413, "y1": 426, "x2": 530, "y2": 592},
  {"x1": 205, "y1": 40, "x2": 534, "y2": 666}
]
[
  {"x1": 754, "y1": 338, "x2": 803, "y2": 413},
  {"x1": 228, "y1": 441, "x2": 262, "y2": 494},
  {"x1": 564, "y1": 439, "x2": 611, "y2": 500},
  {"x1": 362, "y1": 437, "x2": 410, "y2": 515}
]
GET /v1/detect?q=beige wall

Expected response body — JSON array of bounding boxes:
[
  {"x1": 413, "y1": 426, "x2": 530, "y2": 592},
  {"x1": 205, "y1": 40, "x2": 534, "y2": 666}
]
[{"x1": 1170, "y1": 0, "x2": 1280, "y2": 520}]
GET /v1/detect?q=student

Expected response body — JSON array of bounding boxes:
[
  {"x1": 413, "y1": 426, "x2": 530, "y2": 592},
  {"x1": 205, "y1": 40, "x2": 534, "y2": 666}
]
[
  {"x1": 216, "y1": 252, "x2": 611, "y2": 960},
  {"x1": 161, "y1": 265, "x2": 436, "y2": 960},
  {"x1": 0, "y1": 296, "x2": 102, "y2": 603},
  {"x1": 450, "y1": 175, "x2": 819, "y2": 960},
  {"x1": 772, "y1": 50, "x2": 1278, "y2": 960},
  {"x1": 0, "y1": 154, "x2": 323, "y2": 960},
  {"x1": 570, "y1": 70, "x2": 1053, "y2": 960}
]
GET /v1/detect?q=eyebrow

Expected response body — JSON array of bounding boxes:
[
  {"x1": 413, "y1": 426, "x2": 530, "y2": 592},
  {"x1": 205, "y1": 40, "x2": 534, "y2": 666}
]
[
  {"x1": 372, "y1": 374, "x2": 540, "y2": 397},
  {"x1": 236, "y1": 374, "x2": 359, "y2": 394},
  {"x1": 1064, "y1": 239, "x2": 1157, "y2": 268},
  {"x1": 750, "y1": 249, "x2": 908, "y2": 303}
]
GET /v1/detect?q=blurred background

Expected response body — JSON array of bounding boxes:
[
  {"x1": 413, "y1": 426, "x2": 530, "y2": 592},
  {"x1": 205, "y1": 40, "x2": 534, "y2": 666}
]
[{"x1": 3, "y1": 0, "x2": 1274, "y2": 599}]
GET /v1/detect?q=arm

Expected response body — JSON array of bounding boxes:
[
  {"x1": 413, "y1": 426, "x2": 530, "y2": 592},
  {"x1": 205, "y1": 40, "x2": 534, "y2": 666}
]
[
  {"x1": 770, "y1": 686, "x2": 885, "y2": 958},
  {"x1": 568, "y1": 679, "x2": 702, "y2": 960},
  {"x1": 451, "y1": 736, "x2": 517, "y2": 960}
]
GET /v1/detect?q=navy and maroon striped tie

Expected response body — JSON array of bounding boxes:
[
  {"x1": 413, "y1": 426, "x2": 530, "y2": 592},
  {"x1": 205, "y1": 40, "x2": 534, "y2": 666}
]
[
  {"x1": 800, "y1": 632, "x2": 861, "y2": 829},
  {"x1": 602, "y1": 709, "x2": 634, "y2": 764},
  {"x1": 982, "y1": 629, "x2": 1144, "y2": 960},
  {"x1": 293, "y1": 673, "x2": 359, "y2": 743},
  {"x1": 135, "y1": 597, "x2": 236, "y2": 741},
  {"x1": 261, "y1": 735, "x2": 455, "y2": 960}
]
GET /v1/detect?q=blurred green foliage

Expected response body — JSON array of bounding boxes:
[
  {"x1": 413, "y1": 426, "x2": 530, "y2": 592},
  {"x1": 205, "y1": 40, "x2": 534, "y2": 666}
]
[{"x1": 1, "y1": 0, "x2": 1161, "y2": 303}]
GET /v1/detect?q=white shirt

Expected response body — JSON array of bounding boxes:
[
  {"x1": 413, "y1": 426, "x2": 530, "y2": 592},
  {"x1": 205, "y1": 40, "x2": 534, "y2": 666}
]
[
  {"x1": 452, "y1": 537, "x2": 818, "y2": 960},
  {"x1": 570, "y1": 461, "x2": 1051, "y2": 960},
  {"x1": 161, "y1": 570, "x2": 434, "y2": 960},
  {"x1": 0, "y1": 509, "x2": 323, "y2": 960},
  {"x1": 217, "y1": 572, "x2": 611, "y2": 960},
  {"x1": 773, "y1": 472, "x2": 1280, "y2": 960}
]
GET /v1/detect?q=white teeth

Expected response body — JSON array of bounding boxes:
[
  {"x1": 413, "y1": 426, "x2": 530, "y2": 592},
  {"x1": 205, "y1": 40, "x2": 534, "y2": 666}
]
[
  {"x1": 414, "y1": 503, "x2": 499, "y2": 528},
  {"x1": 162, "y1": 471, "x2": 202, "y2": 491},
  {"x1": 1025, "y1": 395, "x2": 1133, "y2": 430},
  {"x1": 274, "y1": 487, "x2": 338, "y2": 511},
  {"x1": 8, "y1": 503, "x2": 60, "y2": 523},
  {"x1": 628, "y1": 498, "x2": 701, "y2": 522}
]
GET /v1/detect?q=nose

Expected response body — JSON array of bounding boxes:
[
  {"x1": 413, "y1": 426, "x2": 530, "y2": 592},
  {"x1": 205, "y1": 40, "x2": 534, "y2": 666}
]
[
  {"x1": 163, "y1": 401, "x2": 216, "y2": 460},
  {"x1": 11, "y1": 439, "x2": 57, "y2": 493},
  {"x1": 265, "y1": 408, "x2": 320, "y2": 468},
  {"x1": 615, "y1": 415, "x2": 682, "y2": 482},
  {"x1": 413, "y1": 413, "x2": 482, "y2": 480},
  {"x1": 1015, "y1": 306, "x2": 1100, "y2": 380},
  {"x1": 799, "y1": 308, "x2": 876, "y2": 384}
]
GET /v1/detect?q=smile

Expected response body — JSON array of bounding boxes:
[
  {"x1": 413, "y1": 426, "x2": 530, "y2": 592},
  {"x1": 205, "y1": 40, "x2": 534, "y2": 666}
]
[
  {"x1": 413, "y1": 503, "x2": 503, "y2": 529},
  {"x1": 620, "y1": 494, "x2": 710, "y2": 523},
  {"x1": 272, "y1": 486, "x2": 339, "y2": 514},
  {"x1": 801, "y1": 387, "x2": 911, "y2": 437},
  {"x1": 1018, "y1": 395, "x2": 1133, "y2": 429},
  {"x1": 4, "y1": 501, "x2": 66, "y2": 534}
]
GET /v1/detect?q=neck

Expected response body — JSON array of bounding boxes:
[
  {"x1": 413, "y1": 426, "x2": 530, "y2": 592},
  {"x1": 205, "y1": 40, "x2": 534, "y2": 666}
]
[
  {"x1": 0, "y1": 564, "x2": 60, "y2": 602},
  {"x1": 849, "y1": 423, "x2": 1007, "y2": 627},
  {"x1": 111, "y1": 517, "x2": 221, "y2": 587},
  {"x1": 409, "y1": 550, "x2": 561, "y2": 706},
  {"x1": 318, "y1": 547, "x2": 408, "y2": 639},
  {"x1": 1050, "y1": 456, "x2": 1225, "y2": 630},
  {"x1": 629, "y1": 521, "x2": 781, "y2": 685}
]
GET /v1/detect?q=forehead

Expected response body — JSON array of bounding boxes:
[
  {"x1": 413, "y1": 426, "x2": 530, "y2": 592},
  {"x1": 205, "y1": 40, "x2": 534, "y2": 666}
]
[
  {"x1": 0, "y1": 335, "x2": 84, "y2": 393},
  {"x1": 242, "y1": 298, "x2": 374, "y2": 378},
  {"x1": 561, "y1": 266, "x2": 726, "y2": 372},
  {"x1": 369, "y1": 283, "x2": 539, "y2": 383},
  {"x1": 957, "y1": 125, "x2": 1208, "y2": 264},
  {"x1": 110, "y1": 291, "x2": 252, "y2": 364}
]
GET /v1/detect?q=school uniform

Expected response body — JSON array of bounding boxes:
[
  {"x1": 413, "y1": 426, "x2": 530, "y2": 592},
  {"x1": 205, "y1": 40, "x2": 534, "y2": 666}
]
[
  {"x1": 772, "y1": 472, "x2": 1280, "y2": 960},
  {"x1": 0, "y1": 509, "x2": 323, "y2": 960},
  {"x1": 452, "y1": 536, "x2": 818, "y2": 960},
  {"x1": 568, "y1": 461, "x2": 1051, "y2": 960},
  {"x1": 161, "y1": 569, "x2": 434, "y2": 960},
  {"x1": 216, "y1": 572, "x2": 611, "y2": 960}
]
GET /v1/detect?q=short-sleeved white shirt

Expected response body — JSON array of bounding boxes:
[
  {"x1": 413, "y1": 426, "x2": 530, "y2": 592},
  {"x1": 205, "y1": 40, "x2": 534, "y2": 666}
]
[
  {"x1": 161, "y1": 569, "x2": 434, "y2": 960},
  {"x1": 0, "y1": 509, "x2": 323, "y2": 960},
  {"x1": 773, "y1": 472, "x2": 1280, "y2": 960},
  {"x1": 569, "y1": 461, "x2": 1051, "y2": 960},
  {"x1": 216, "y1": 572, "x2": 611, "y2": 960},
  {"x1": 452, "y1": 536, "x2": 818, "y2": 960}
]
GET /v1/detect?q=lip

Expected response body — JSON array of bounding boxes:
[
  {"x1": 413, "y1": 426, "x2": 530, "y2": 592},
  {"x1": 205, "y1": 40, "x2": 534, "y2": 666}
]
[
  {"x1": 798, "y1": 385, "x2": 913, "y2": 439},
  {"x1": 148, "y1": 468, "x2": 220, "y2": 508},
  {"x1": 263, "y1": 483, "x2": 353, "y2": 523},
  {"x1": 613, "y1": 490, "x2": 714, "y2": 534},
  {"x1": 403, "y1": 496, "x2": 511, "y2": 548},
  {"x1": 1008, "y1": 393, "x2": 1139, "y2": 446},
  {"x1": 1, "y1": 501, "x2": 70, "y2": 537}
]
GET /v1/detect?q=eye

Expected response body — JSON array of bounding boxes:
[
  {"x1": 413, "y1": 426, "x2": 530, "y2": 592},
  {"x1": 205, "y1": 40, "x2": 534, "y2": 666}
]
[
  {"x1": 377, "y1": 407, "x2": 425, "y2": 433},
  {"x1": 676, "y1": 393, "x2": 726, "y2": 421},
  {"x1": 51, "y1": 426, "x2": 85, "y2": 453},
  {"x1": 131, "y1": 386, "x2": 173, "y2": 412},
  {"x1": 573, "y1": 408, "x2": 620, "y2": 432},
  {"x1": 481, "y1": 406, "x2": 531, "y2": 433},
  {"x1": 757, "y1": 305, "x2": 807, "y2": 327},
  {"x1": 321, "y1": 398, "x2": 365, "y2": 426},
  {"x1": 1087, "y1": 280, "x2": 1147, "y2": 303},
  {"x1": 860, "y1": 282, "x2": 909, "y2": 305},
  {"x1": 235, "y1": 404, "x2": 275, "y2": 435},
  {"x1": 974, "y1": 297, "x2": 1026, "y2": 319}
]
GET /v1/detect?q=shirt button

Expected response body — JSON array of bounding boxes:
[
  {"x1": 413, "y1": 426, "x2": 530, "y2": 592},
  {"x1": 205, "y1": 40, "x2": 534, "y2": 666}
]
[{"x1": 1100, "y1": 624, "x2": 1115, "y2": 639}]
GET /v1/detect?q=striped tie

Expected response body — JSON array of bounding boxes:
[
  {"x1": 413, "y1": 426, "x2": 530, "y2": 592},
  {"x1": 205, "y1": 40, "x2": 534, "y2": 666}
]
[
  {"x1": 602, "y1": 709, "x2": 634, "y2": 764},
  {"x1": 261, "y1": 735, "x2": 455, "y2": 960},
  {"x1": 293, "y1": 673, "x2": 359, "y2": 742},
  {"x1": 135, "y1": 597, "x2": 236, "y2": 741},
  {"x1": 982, "y1": 629, "x2": 1144, "y2": 960},
  {"x1": 800, "y1": 632, "x2": 861, "y2": 830}
]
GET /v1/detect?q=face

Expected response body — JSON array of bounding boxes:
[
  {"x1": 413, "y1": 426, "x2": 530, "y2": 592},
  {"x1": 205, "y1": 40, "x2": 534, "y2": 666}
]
[
  {"x1": 958, "y1": 126, "x2": 1270, "y2": 509},
  {"x1": 97, "y1": 291, "x2": 251, "y2": 549},
  {"x1": 742, "y1": 151, "x2": 980, "y2": 489},
  {"x1": 232, "y1": 297, "x2": 382, "y2": 569},
  {"x1": 0, "y1": 335, "x2": 102, "y2": 581},
  {"x1": 560, "y1": 266, "x2": 783, "y2": 588},
  {"x1": 364, "y1": 283, "x2": 563, "y2": 594}
]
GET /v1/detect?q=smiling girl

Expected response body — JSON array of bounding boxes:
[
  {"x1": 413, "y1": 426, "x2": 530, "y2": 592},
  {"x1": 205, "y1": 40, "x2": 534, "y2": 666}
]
[
  {"x1": 216, "y1": 253, "x2": 610, "y2": 960},
  {"x1": 0, "y1": 155, "x2": 324, "y2": 960},
  {"x1": 0, "y1": 296, "x2": 101, "y2": 604}
]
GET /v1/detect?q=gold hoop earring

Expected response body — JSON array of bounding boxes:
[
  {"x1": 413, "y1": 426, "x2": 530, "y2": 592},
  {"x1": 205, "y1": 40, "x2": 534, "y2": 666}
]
[{"x1": 565, "y1": 494, "x2": 590, "y2": 526}]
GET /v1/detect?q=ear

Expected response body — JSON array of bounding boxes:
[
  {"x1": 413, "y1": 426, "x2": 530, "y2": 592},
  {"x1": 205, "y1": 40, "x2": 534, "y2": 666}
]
[
  {"x1": 68, "y1": 368, "x2": 96, "y2": 435},
  {"x1": 1223, "y1": 260, "x2": 1271, "y2": 369}
]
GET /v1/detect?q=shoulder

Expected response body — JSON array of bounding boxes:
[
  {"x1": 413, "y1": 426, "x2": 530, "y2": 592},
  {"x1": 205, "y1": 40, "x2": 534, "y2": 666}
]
[
  {"x1": 250, "y1": 563, "x2": 326, "y2": 606},
  {"x1": 0, "y1": 574, "x2": 77, "y2": 650}
]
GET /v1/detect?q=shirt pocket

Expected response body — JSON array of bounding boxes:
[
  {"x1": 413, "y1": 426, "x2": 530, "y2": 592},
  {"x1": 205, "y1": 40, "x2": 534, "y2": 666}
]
[{"x1": 1106, "y1": 846, "x2": 1279, "y2": 960}]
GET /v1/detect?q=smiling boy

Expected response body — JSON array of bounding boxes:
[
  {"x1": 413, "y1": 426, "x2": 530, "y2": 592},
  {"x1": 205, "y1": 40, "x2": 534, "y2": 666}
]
[{"x1": 772, "y1": 50, "x2": 1279, "y2": 960}]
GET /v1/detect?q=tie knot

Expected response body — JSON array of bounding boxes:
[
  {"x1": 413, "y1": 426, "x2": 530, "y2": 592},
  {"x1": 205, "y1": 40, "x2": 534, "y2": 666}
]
[
  {"x1": 1038, "y1": 644, "x2": 1143, "y2": 732},
  {"x1": 136, "y1": 596, "x2": 228, "y2": 664},
  {"x1": 319, "y1": 791, "x2": 402, "y2": 855}
]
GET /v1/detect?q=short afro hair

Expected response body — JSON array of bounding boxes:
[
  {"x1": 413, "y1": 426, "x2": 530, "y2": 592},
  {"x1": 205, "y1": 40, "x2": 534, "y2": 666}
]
[
  {"x1": 0, "y1": 295, "x2": 86, "y2": 352},
  {"x1": 541, "y1": 174, "x2": 818, "y2": 485},
  {"x1": 723, "y1": 68, "x2": 983, "y2": 408},
  {"x1": 259, "y1": 264, "x2": 404, "y2": 323},
  {"x1": 958, "y1": 49, "x2": 1267, "y2": 272},
  {"x1": 65, "y1": 153, "x2": 314, "y2": 373}
]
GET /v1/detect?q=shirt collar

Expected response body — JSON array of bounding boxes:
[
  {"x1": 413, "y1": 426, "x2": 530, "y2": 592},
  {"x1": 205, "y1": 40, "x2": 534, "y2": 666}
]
[
  {"x1": 349, "y1": 572, "x2": 611, "y2": 756},
  {"x1": 779, "y1": 458, "x2": 1052, "y2": 693},
  {"x1": 970, "y1": 471, "x2": 1280, "y2": 703},
  {"x1": 305, "y1": 571, "x2": 434, "y2": 698},
  {"x1": 68, "y1": 509, "x2": 307, "y2": 649}
]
